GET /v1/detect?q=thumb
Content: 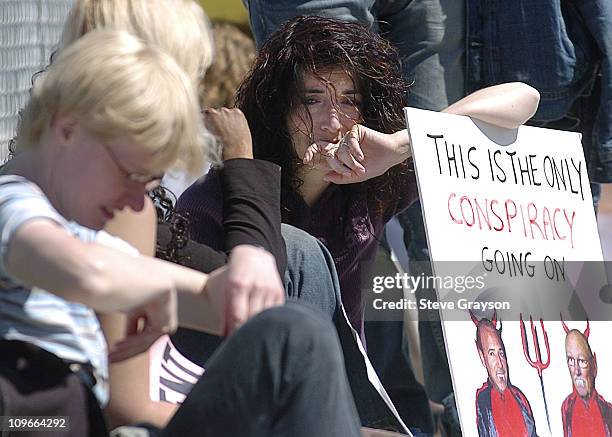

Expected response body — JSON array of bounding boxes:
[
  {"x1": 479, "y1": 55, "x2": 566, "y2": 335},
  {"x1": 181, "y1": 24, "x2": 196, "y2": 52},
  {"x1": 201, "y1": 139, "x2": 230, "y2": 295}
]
[{"x1": 323, "y1": 171, "x2": 352, "y2": 185}]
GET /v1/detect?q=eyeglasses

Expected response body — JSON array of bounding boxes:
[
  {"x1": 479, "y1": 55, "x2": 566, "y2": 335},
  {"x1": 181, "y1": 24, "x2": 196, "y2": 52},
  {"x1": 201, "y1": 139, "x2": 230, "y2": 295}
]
[
  {"x1": 102, "y1": 142, "x2": 164, "y2": 188},
  {"x1": 567, "y1": 356, "x2": 591, "y2": 369}
]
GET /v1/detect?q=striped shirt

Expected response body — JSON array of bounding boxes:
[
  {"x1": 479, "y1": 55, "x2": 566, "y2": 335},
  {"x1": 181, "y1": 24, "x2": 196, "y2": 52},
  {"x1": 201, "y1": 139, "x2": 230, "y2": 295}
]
[{"x1": 0, "y1": 175, "x2": 135, "y2": 406}]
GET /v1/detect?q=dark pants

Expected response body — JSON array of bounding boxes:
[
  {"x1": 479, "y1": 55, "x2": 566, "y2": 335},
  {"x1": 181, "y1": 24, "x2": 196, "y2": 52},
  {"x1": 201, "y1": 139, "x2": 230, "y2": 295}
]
[
  {"x1": 1, "y1": 305, "x2": 361, "y2": 437},
  {"x1": 172, "y1": 225, "x2": 406, "y2": 431},
  {"x1": 162, "y1": 303, "x2": 361, "y2": 437}
]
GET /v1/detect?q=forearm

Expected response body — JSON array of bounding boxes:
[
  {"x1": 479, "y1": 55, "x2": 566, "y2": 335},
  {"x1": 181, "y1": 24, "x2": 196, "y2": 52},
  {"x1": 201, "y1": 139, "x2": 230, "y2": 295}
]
[
  {"x1": 388, "y1": 130, "x2": 411, "y2": 167},
  {"x1": 443, "y1": 82, "x2": 540, "y2": 128},
  {"x1": 221, "y1": 159, "x2": 286, "y2": 274},
  {"x1": 8, "y1": 221, "x2": 207, "y2": 313},
  {"x1": 58, "y1": 244, "x2": 205, "y2": 312}
]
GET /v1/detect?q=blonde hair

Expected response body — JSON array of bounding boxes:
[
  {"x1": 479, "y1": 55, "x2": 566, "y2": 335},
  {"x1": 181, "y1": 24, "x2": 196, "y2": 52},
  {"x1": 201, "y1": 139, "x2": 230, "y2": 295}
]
[
  {"x1": 17, "y1": 30, "x2": 206, "y2": 176},
  {"x1": 203, "y1": 22, "x2": 255, "y2": 107},
  {"x1": 61, "y1": 0, "x2": 214, "y2": 84}
]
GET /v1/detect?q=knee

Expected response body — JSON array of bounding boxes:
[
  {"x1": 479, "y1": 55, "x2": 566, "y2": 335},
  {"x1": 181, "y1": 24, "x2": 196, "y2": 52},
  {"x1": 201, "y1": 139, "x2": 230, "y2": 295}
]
[
  {"x1": 254, "y1": 302, "x2": 333, "y2": 336},
  {"x1": 251, "y1": 303, "x2": 343, "y2": 362},
  {"x1": 281, "y1": 224, "x2": 336, "y2": 280},
  {"x1": 280, "y1": 225, "x2": 338, "y2": 317},
  {"x1": 281, "y1": 224, "x2": 323, "y2": 260}
]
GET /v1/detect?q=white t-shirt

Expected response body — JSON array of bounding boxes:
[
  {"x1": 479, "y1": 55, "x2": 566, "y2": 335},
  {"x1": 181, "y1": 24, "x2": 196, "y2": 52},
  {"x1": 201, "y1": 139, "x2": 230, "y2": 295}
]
[{"x1": 0, "y1": 175, "x2": 137, "y2": 406}]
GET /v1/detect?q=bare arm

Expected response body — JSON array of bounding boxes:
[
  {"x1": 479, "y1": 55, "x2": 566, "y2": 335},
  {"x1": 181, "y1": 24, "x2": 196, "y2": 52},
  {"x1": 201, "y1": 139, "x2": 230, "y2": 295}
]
[
  {"x1": 101, "y1": 198, "x2": 177, "y2": 429},
  {"x1": 318, "y1": 82, "x2": 540, "y2": 184},
  {"x1": 443, "y1": 82, "x2": 540, "y2": 129},
  {"x1": 7, "y1": 219, "x2": 207, "y2": 314}
]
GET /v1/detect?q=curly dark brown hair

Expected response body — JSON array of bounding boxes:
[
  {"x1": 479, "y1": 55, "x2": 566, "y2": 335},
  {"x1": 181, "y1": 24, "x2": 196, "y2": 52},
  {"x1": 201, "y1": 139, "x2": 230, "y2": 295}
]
[
  {"x1": 235, "y1": 15, "x2": 410, "y2": 219},
  {"x1": 150, "y1": 186, "x2": 191, "y2": 264}
]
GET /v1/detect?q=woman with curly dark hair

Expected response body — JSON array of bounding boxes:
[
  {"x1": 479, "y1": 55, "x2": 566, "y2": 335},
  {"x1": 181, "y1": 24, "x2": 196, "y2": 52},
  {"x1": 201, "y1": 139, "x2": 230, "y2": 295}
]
[{"x1": 178, "y1": 15, "x2": 540, "y2": 333}]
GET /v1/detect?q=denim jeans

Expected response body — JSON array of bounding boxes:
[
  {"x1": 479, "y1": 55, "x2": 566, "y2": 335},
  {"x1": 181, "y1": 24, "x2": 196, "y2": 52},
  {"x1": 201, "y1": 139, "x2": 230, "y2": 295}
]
[
  {"x1": 161, "y1": 303, "x2": 362, "y2": 437},
  {"x1": 466, "y1": 0, "x2": 612, "y2": 183},
  {"x1": 170, "y1": 225, "x2": 406, "y2": 431},
  {"x1": 282, "y1": 224, "x2": 410, "y2": 431}
]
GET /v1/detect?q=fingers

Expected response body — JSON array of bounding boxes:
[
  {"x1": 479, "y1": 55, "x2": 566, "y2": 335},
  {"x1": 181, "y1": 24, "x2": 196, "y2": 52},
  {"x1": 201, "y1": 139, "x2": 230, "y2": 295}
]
[
  {"x1": 323, "y1": 170, "x2": 360, "y2": 185},
  {"x1": 302, "y1": 143, "x2": 319, "y2": 165},
  {"x1": 202, "y1": 107, "x2": 253, "y2": 160},
  {"x1": 108, "y1": 331, "x2": 161, "y2": 363},
  {"x1": 247, "y1": 292, "x2": 266, "y2": 319},
  {"x1": 225, "y1": 284, "x2": 249, "y2": 335},
  {"x1": 336, "y1": 140, "x2": 365, "y2": 174},
  {"x1": 345, "y1": 125, "x2": 364, "y2": 161},
  {"x1": 218, "y1": 246, "x2": 286, "y2": 336},
  {"x1": 225, "y1": 282, "x2": 285, "y2": 335},
  {"x1": 303, "y1": 126, "x2": 364, "y2": 174}
]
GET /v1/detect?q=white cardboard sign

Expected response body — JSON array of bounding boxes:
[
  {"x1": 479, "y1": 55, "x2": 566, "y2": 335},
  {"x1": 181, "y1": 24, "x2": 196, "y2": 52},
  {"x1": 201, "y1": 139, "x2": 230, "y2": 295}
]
[{"x1": 405, "y1": 107, "x2": 612, "y2": 437}]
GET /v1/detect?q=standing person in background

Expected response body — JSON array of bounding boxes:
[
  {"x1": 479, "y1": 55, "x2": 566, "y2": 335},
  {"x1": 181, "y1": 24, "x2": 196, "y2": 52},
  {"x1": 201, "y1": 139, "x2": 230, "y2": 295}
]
[{"x1": 465, "y1": 0, "x2": 612, "y2": 211}]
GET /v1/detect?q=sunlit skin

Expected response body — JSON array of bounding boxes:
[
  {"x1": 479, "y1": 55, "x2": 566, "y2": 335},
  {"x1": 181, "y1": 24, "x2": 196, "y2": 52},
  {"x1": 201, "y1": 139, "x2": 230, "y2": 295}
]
[
  {"x1": 44, "y1": 117, "x2": 163, "y2": 230},
  {"x1": 287, "y1": 68, "x2": 363, "y2": 175},
  {"x1": 566, "y1": 331, "x2": 597, "y2": 400},
  {"x1": 478, "y1": 326, "x2": 509, "y2": 393}
]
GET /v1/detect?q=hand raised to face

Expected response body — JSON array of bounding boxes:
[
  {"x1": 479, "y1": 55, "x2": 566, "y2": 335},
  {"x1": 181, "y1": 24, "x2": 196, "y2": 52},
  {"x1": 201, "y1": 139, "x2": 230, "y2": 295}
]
[
  {"x1": 303, "y1": 124, "x2": 411, "y2": 184},
  {"x1": 203, "y1": 107, "x2": 253, "y2": 160}
]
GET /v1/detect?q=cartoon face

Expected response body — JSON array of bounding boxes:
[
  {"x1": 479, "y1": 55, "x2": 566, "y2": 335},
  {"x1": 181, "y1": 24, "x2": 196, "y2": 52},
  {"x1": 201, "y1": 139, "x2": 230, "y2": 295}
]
[
  {"x1": 566, "y1": 331, "x2": 596, "y2": 400},
  {"x1": 478, "y1": 326, "x2": 509, "y2": 393}
]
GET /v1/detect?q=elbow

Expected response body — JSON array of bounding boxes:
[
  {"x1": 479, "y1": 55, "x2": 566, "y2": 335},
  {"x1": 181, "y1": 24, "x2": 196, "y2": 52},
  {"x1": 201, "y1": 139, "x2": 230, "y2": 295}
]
[
  {"x1": 508, "y1": 82, "x2": 540, "y2": 127},
  {"x1": 521, "y1": 83, "x2": 541, "y2": 121},
  {"x1": 494, "y1": 83, "x2": 541, "y2": 129}
]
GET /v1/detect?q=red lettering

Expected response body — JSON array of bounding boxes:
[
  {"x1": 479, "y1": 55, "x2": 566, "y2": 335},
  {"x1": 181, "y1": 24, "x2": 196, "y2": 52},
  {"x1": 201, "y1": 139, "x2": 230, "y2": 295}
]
[{"x1": 448, "y1": 193, "x2": 463, "y2": 224}]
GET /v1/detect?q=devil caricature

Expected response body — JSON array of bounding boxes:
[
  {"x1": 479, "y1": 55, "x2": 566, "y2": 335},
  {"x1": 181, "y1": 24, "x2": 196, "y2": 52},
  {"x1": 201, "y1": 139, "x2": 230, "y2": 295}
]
[
  {"x1": 561, "y1": 317, "x2": 612, "y2": 437},
  {"x1": 472, "y1": 311, "x2": 538, "y2": 437}
]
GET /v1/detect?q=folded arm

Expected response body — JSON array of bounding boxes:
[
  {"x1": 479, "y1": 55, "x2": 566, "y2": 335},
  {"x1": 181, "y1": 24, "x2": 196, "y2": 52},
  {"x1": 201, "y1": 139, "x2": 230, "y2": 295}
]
[
  {"x1": 318, "y1": 82, "x2": 540, "y2": 184},
  {"x1": 443, "y1": 82, "x2": 540, "y2": 128}
]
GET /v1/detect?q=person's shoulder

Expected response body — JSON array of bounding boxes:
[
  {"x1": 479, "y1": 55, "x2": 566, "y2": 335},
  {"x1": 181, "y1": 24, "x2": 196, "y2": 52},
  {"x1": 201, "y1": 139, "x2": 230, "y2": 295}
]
[
  {"x1": 179, "y1": 169, "x2": 221, "y2": 203},
  {"x1": 510, "y1": 384, "x2": 531, "y2": 402},
  {"x1": 595, "y1": 391, "x2": 612, "y2": 411},
  {"x1": 475, "y1": 381, "x2": 490, "y2": 401},
  {"x1": 0, "y1": 175, "x2": 66, "y2": 225},
  {"x1": 561, "y1": 392, "x2": 575, "y2": 412},
  {"x1": 0, "y1": 174, "x2": 42, "y2": 196}
]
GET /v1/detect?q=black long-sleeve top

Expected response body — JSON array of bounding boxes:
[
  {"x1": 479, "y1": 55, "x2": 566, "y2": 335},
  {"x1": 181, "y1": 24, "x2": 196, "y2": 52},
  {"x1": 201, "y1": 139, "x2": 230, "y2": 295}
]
[{"x1": 157, "y1": 158, "x2": 286, "y2": 275}]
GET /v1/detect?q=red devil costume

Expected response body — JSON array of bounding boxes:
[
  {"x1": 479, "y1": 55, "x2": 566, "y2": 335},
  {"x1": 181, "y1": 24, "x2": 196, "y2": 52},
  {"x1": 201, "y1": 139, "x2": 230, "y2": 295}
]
[
  {"x1": 561, "y1": 319, "x2": 612, "y2": 437},
  {"x1": 471, "y1": 311, "x2": 538, "y2": 437},
  {"x1": 476, "y1": 380, "x2": 537, "y2": 437}
]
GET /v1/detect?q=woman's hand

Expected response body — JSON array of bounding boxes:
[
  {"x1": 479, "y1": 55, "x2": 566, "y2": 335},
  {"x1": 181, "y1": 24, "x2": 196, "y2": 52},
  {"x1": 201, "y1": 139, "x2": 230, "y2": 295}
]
[
  {"x1": 204, "y1": 245, "x2": 285, "y2": 335},
  {"x1": 203, "y1": 107, "x2": 254, "y2": 160},
  {"x1": 108, "y1": 289, "x2": 178, "y2": 362},
  {"x1": 304, "y1": 124, "x2": 411, "y2": 184}
]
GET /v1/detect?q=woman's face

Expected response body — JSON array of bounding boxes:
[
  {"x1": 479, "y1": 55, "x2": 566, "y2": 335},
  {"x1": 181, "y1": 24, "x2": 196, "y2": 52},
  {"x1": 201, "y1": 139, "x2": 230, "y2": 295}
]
[
  {"x1": 287, "y1": 68, "x2": 363, "y2": 165},
  {"x1": 54, "y1": 119, "x2": 163, "y2": 230}
]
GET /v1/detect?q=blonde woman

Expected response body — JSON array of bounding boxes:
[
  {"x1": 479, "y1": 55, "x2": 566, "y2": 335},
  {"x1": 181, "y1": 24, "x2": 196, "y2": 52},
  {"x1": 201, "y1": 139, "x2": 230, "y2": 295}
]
[
  {"x1": 56, "y1": 0, "x2": 298, "y2": 429},
  {"x1": 0, "y1": 30, "x2": 361, "y2": 437},
  {"x1": 56, "y1": 0, "x2": 383, "y2": 433}
]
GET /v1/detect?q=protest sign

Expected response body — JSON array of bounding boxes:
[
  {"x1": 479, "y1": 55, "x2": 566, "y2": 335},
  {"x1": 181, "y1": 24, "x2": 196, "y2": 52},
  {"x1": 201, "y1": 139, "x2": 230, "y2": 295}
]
[{"x1": 404, "y1": 107, "x2": 612, "y2": 436}]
